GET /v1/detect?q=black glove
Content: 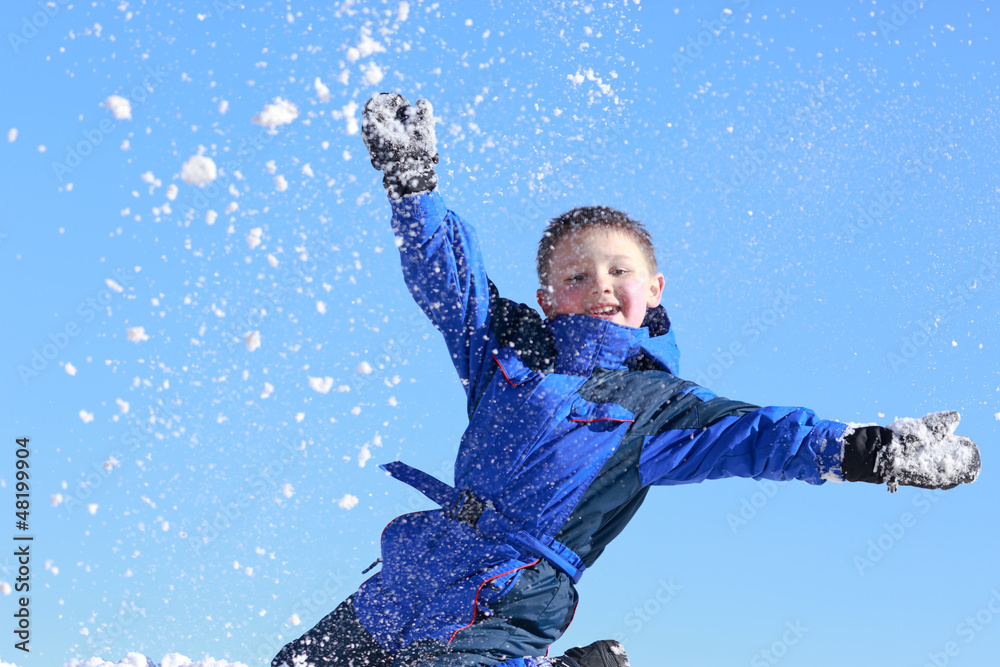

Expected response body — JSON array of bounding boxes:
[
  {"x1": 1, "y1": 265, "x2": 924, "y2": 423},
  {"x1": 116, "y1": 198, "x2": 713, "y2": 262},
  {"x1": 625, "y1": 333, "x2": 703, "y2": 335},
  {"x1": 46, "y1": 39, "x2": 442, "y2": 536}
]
[
  {"x1": 842, "y1": 411, "x2": 981, "y2": 492},
  {"x1": 552, "y1": 639, "x2": 630, "y2": 667},
  {"x1": 361, "y1": 92, "x2": 439, "y2": 198}
]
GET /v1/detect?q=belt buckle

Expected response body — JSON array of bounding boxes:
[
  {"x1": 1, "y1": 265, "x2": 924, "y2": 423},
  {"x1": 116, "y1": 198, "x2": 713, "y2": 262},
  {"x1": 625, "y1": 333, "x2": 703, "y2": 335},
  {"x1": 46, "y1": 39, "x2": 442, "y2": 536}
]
[{"x1": 453, "y1": 491, "x2": 485, "y2": 526}]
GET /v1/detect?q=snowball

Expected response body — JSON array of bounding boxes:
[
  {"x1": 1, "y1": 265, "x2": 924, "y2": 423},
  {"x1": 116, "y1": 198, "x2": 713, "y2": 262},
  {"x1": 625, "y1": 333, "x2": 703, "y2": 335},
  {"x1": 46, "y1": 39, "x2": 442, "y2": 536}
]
[
  {"x1": 126, "y1": 326, "x2": 149, "y2": 342},
  {"x1": 104, "y1": 95, "x2": 132, "y2": 120},
  {"x1": 180, "y1": 154, "x2": 218, "y2": 186},
  {"x1": 337, "y1": 494, "x2": 359, "y2": 509},
  {"x1": 245, "y1": 331, "x2": 261, "y2": 352},
  {"x1": 252, "y1": 97, "x2": 299, "y2": 130}
]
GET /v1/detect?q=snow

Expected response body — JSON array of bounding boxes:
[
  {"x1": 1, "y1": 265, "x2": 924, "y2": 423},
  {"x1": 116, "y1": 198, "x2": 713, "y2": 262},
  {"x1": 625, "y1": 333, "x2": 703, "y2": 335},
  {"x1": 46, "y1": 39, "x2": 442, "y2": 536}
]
[
  {"x1": 104, "y1": 95, "x2": 132, "y2": 120},
  {"x1": 251, "y1": 97, "x2": 299, "y2": 130},
  {"x1": 337, "y1": 494, "x2": 359, "y2": 509},
  {"x1": 56, "y1": 653, "x2": 248, "y2": 667},
  {"x1": 314, "y1": 77, "x2": 330, "y2": 102},
  {"x1": 65, "y1": 362, "x2": 78, "y2": 375},
  {"x1": 79, "y1": 409, "x2": 94, "y2": 423},
  {"x1": 247, "y1": 227, "x2": 263, "y2": 248},
  {"x1": 884, "y1": 411, "x2": 981, "y2": 489},
  {"x1": 180, "y1": 154, "x2": 218, "y2": 186},
  {"x1": 126, "y1": 326, "x2": 149, "y2": 342},
  {"x1": 308, "y1": 376, "x2": 334, "y2": 394},
  {"x1": 7, "y1": 128, "x2": 17, "y2": 142},
  {"x1": 245, "y1": 331, "x2": 261, "y2": 352}
]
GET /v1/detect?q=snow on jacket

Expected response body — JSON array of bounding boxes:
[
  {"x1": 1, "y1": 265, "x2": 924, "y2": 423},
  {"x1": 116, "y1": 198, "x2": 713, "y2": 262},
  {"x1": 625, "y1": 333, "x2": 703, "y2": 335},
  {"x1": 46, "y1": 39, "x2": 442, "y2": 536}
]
[{"x1": 352, "y1": 190, "x2": 848, "y2": 652}]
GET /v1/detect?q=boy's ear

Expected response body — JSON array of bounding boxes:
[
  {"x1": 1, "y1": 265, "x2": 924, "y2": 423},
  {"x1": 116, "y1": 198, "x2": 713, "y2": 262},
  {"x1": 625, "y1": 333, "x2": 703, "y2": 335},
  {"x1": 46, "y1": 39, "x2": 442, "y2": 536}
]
[
  {"x1": 646, "y1": 272, "x2": 665, "y2": 308},
  {"x1": 536, "y1": 287, "x2": 554, "y2": 319}
]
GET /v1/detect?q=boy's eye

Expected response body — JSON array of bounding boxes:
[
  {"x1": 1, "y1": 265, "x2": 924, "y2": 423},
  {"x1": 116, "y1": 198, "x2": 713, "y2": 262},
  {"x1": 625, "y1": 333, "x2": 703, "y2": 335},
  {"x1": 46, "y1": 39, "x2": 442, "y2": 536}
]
[{"x1": 567, "y1": 274, "x2": 586, "y2": 282}]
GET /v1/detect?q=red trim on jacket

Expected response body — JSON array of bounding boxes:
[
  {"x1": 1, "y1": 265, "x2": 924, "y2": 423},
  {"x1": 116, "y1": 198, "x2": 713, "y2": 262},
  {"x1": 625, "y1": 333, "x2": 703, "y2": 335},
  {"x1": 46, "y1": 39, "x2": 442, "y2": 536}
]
[{"x1": 448, "y1": 558, "x2": 542, "y2": 642}]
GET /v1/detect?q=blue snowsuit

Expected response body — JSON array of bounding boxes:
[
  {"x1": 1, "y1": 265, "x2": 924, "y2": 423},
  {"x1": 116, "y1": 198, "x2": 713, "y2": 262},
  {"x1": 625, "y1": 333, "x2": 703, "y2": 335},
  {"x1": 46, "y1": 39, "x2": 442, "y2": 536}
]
[{"x1": 272, "y1": 191, "x2": 849, "y2": 667}]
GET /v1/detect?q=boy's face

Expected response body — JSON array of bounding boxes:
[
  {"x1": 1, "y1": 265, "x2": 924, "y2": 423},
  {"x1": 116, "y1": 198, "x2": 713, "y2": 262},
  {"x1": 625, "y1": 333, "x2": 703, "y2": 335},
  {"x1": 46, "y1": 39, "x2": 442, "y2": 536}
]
[{"x1": 536, "y1": 228, "x2": 665, "y2": 329}]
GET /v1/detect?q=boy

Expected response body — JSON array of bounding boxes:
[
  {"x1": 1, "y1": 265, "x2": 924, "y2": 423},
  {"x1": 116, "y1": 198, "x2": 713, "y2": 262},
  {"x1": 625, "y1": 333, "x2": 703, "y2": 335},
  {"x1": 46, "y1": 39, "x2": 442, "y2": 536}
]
[{"x1": 271, "y1": 94, "x2": 981, "y2": 667}]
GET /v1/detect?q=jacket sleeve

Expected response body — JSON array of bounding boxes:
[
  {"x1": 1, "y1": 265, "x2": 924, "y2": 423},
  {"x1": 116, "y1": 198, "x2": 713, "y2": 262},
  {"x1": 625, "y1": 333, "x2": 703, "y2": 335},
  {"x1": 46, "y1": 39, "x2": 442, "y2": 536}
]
[
  {"x1": 635, "y1": 383, "x2": 848, "y2": 487},
  {"x1": 389, "y1": 191, "x2": 495, "y2": 412}
]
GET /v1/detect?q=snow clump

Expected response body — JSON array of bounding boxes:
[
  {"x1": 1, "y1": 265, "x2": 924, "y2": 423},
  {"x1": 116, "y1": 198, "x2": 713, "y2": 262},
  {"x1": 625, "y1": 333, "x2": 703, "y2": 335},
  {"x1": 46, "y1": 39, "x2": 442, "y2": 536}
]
[
  {"x1": 104, "y1": 95, "x2": 132, "y2": 120},
  {"x1": 252, "y1": 97, "x2": 299, "y2": 130},
  {"x1": 180, "y1": 153, "x2": 218, "y2": 186}
]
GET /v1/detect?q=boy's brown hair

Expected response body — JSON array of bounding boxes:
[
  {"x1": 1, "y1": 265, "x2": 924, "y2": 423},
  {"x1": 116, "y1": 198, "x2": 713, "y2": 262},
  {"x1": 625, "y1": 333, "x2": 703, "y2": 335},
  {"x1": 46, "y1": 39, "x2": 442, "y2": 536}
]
[{"x1": 536, "y1": 206, "x2": 658, "y2": 285}]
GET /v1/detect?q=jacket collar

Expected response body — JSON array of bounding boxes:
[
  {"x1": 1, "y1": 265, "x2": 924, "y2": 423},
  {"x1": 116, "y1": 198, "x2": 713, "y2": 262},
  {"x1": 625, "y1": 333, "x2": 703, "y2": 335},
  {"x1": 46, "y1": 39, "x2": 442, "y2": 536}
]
[
  {"x1": 546, "y1": 315, "x2": 648, "y2": 376},
  {"x1": 542, "y1": 306, "x2": 681, "y2": 377}
]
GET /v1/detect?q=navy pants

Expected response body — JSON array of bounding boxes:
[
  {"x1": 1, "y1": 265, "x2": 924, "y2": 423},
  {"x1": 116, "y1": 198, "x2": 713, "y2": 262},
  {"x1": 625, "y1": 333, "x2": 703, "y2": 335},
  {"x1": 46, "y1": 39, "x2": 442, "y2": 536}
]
[{"x1": 271, "y1": 561, "x2": 578, "y2": 667}]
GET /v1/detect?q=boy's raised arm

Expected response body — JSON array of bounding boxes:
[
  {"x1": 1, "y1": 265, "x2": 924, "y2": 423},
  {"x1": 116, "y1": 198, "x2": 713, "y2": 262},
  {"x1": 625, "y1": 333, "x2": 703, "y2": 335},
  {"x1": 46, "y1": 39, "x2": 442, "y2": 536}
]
[
  {"x1": 635, "y1": 381, "x2": 981, "y2": 493},
  {"x1": 361, "y1": 93, "x2": 496, "y2": 412}
]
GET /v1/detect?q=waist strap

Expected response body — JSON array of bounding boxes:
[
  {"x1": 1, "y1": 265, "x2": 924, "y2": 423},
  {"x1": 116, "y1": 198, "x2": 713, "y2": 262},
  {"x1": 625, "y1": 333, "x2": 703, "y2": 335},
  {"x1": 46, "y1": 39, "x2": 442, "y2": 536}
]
[{"x1": 380, "y1": 461, "x2": 587, "y2": 584}]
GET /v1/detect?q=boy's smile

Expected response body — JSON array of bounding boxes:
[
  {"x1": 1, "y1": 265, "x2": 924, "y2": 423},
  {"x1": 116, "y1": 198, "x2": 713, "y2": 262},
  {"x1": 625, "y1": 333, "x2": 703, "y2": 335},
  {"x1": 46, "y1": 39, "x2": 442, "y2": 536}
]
[{"x1": 537, "y1": 228, "x2": 665, "y2": 329}]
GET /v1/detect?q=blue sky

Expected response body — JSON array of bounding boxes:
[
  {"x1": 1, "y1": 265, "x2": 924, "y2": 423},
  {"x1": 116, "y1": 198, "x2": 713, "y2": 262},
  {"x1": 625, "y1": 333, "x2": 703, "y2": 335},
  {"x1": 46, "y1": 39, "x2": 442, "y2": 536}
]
[{"x1": 1, "y1": 1, "x2": 999, "y2": 665}]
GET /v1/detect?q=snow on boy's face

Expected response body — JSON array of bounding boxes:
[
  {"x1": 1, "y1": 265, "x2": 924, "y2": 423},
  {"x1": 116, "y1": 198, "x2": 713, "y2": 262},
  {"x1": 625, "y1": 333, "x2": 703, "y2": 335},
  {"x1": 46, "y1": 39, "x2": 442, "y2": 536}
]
[{"x1": 537, "y1": 228, "x2": 665, "y2": 329}]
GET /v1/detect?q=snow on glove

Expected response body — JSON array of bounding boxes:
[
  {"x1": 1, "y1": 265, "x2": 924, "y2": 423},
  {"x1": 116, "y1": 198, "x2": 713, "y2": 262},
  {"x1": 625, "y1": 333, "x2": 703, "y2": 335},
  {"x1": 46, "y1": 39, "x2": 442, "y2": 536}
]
[
  {"x1": 552, "y1": 640, "x2": 630, "y2": 667},
  {"x1": 842, "y1": 411, "x2": 981, "y2": 493},
  {"x1": 361, "y1": 92, "x2": 438, "y2": 198}
]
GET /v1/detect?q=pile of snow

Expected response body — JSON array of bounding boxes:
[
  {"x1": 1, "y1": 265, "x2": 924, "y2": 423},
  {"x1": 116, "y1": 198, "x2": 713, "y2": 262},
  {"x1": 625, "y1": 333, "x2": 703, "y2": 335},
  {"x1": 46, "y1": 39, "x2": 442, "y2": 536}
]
[{"x1": 3, "y1": 653, "x2": 247, "y2": 667}]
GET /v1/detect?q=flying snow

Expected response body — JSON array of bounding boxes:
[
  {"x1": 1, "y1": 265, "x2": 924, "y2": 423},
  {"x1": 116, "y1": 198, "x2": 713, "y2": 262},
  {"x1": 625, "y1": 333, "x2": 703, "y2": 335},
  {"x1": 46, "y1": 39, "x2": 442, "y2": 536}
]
[
  {"x1": 252, "y1": 97, "x2": 299, "y2": 130},
  {"x1": 104, "y1": 94, "x2": 132, "y2": 120},
  {"x1": 180, "y1": 153, "x2": 218, "y2": 186}
]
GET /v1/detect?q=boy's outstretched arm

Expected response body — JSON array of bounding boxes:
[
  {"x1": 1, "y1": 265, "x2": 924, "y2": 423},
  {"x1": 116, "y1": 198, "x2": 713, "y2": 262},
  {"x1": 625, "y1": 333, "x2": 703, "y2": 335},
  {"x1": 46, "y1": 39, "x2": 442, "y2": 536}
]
[
  {"x1": 633, "y1": 381, "x2": 981, "y2": 492},
  {"x1": 361, "y1": 93, "x2": 507, "y2": 413}
]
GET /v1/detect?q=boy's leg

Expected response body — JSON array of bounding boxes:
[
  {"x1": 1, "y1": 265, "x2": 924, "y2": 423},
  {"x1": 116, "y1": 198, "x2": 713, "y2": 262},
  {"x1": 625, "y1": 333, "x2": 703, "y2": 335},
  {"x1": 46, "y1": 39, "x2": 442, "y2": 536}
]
[
  {"x1": 398, "y1": 561, "x2": 579, "y2": 667},
  {"x1": 271, "y1": 594, "x2": 394, "y2": 667}
]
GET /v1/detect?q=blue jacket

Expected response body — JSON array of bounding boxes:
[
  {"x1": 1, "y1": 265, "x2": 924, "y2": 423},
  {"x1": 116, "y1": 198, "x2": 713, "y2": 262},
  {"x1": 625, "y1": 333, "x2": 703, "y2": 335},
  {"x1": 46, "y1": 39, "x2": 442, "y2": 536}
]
[{"x1": 353, "y1": 190, "x2": 848, "y2": 652}]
